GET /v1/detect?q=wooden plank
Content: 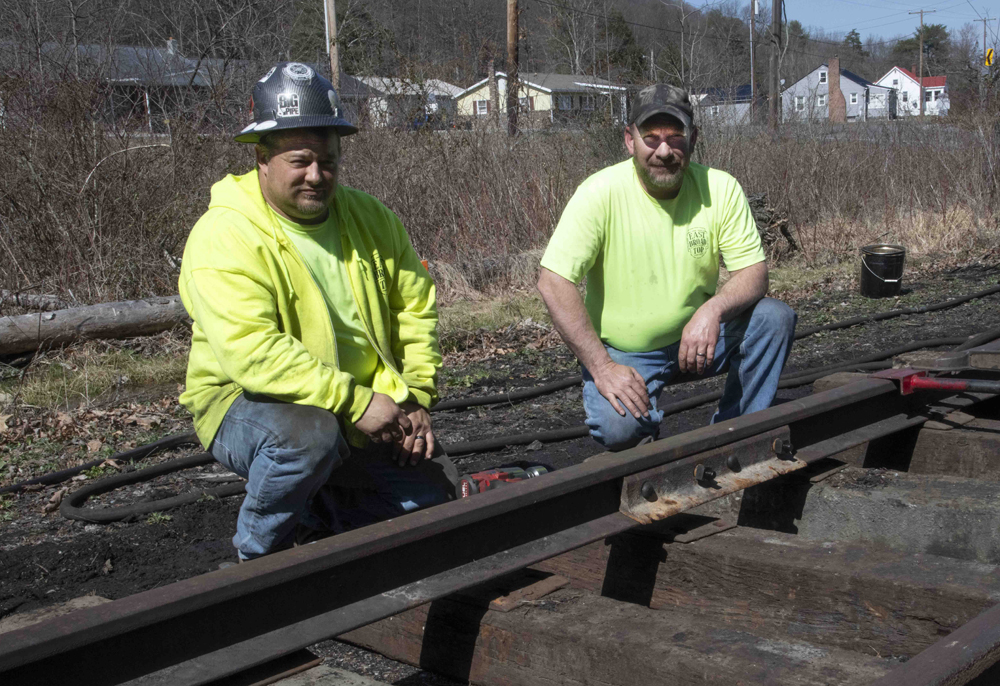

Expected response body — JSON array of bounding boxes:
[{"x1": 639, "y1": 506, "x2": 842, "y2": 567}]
[
  {"x1": 341, "y1": 588, "x2": 891, "y2": 686},
  {"x1": 489, "y1": 575, "x2": 568, "y2": 612},
  {"x1": 531, "y1": 527, "x2": 1000, "y2": 658},
  {"x1": 907, "y1": 424, "x2": 1000, "y2": 480}
]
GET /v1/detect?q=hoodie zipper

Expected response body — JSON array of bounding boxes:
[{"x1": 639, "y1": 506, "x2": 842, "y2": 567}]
[
  {"x1": 280, "y1": 239, "x2": 342, "y2": 369},
  {"x1": 346, "y1": 250, "x2": 404, "y2": 382},
  {"x1": 274, "y1": 212, "x2": 404, "y2": 389}
]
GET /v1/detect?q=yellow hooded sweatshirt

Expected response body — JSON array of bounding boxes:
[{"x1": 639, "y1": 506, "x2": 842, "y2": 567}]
[{"x1": 178, "y1": 170, "x2": 441, "y2": 449}]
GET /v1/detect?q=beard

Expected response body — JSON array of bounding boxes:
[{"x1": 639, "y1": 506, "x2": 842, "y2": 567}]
[
  {"x1": 291, "y1": 187, "x2": 333, "y2": 217},
  {"x1": 633, "y1": 156, "x2": 685, "y2": 196}
]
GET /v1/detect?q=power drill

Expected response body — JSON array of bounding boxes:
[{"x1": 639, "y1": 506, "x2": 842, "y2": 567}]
[{"x1": 459, "y1": 465, "x2": 549, "y2": 497}]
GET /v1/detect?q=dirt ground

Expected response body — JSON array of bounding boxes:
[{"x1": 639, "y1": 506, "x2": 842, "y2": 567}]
[{"x1": 1, "y1": 256, "x2": 999, "y2": 683}]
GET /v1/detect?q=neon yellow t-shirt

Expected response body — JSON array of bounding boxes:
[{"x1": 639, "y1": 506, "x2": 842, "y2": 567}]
[
  {"x1": 540, "y1": 160, "x2": 765, "y2": 352},
  {"x1": 275, "y1": 212, "x2": 380, "y2": 389}
]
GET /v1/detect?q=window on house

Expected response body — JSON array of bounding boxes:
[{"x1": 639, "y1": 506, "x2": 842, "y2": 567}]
[
  {"x1": 933, "y1": 90, "x2": 942, "y2": 101},
  {"x1": 850, "y1": 92, "x2": 858, "y2": 104},
  {"x1": 892, "y1": 78, "x2": 898, "y2": 87},
  {"x1": 924, "y1": 90, "x2": 932, "y2": 103},
  {"x1": 518, "y1": 97, "x2": 533, "y2": 111},
  {"x1": 474, "y1": 99, "x2": 489, "y2": 115},
  {"x1": 819, "y1": 71, "x2": 827, "y2": 84},
  {"x1": 557, "y1": 94, "x2": 573, "y2": 110},
  {"x1": 795, "y1": 95, "x2": 805, "y2": 111},
  {"x1": 711, "y1": 105, "x2": 720, "y2": 115},
  {"x1": 901, "y1": 91, "x2": 908, "y2": 102},
  {"x1": 817, "y1": 94, "x2": 826, "y2": 106},
  {"x1": 581, "y1": 95, "x2": 595, "y2": 110}
]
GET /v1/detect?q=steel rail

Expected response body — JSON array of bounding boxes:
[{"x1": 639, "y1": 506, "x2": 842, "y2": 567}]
[
  {"x1": 0, "y1": 378, "x2": 955, "y2": 685},
  {"x1": 871, "y1": 601, "x2": 1000, "y2": 685}
]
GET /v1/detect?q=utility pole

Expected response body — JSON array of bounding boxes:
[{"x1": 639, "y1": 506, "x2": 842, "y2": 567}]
[
  {"x1": 750, "y1": 0, "x2": 756, "y2": 120},
  {"x1": 324, "y1": 0, "x2": 340, "y2": 89},
  {"x1": 973, "y1": 16, "x2": 997, "y2": 104},
  {"x1": 768, "y1": 0, "x2": 781, "y2": 130},
  {"x1": 909, "y1": 9, "x2": 935, "y2": 117},
  {"x1": 506, "y1": 0, "x2": 519, "y2": 136}
]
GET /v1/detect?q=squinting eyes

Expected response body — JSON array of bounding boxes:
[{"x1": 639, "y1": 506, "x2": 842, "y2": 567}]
[{"x1": 643, "y1": 136, "x2": 687, "y2": 149}]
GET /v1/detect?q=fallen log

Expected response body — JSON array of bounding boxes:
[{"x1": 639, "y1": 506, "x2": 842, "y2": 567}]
[
  {"x1": 0, "y1": 296, "x2": 190, "y2": 356},
  {"x1": 0, "y1": 291, "x2": 70, "y2": 312}
]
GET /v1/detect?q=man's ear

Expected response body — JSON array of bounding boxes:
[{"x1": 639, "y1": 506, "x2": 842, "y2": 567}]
[
  {"x1": 688, "y1": 126, "x2": 698, "y2": 150},
  {"x1": 624, "y1": 125, "x2": 636, "y2": 155},
  {"x1": 254, "y1": 144, "x2": 269, "y2": 173}
]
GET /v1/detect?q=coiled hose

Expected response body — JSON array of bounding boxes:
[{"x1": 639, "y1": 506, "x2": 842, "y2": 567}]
[
  {"x1": 59, "y1": 327, "x2": 1000, "y2": 523},
  {"x1": 1, "y1": 285, "x2": 995, "y2": 520}
]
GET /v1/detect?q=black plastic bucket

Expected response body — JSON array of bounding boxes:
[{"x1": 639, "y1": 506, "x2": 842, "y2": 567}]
[{"x1": 860, "y1": 244, "x2": 906, "y2": 298}]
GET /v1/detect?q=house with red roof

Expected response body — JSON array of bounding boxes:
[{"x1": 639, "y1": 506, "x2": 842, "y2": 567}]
[{"x1": 875, "y1": 66, "x2": 949, "y2": 117}]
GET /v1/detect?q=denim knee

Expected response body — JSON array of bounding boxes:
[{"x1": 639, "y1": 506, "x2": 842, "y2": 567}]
[
  {"x1": 590, "y1": 410, "x2": 655, "y2": 452},
  {"x1": 278, "y1": 405, "x2": 346, "y2": 475},
  {"x1": 751, "y1": 298, "x2": 797, "y2": 340},
  {"x1": 233, "y1": 393, "x2": 348, "y2": 476}
]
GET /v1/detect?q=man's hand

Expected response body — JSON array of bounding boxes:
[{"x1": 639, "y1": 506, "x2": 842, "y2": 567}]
[
  {"x1": 592, "y1": 360, "x2": 650, "y2": 419},
  {"x1": 355, "y1": 392, "x2": 412, "y2": 444},
  {"x1": 678, "y1": 304, "x2": 721, "y2": 375},
  {"x1": 393, "y1": 401, "x2": 435, "y2": 466}
]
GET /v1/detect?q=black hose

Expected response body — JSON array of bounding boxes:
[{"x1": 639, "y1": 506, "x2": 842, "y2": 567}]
[
  {"x1": 794, "y1": 284, "x2": 1000, "y2": 338},
  {"x1": 54, "y1": 331, "x2": 987, "y2": 520},
  {"x1": 433, "y1": 375, "x2": 582, "y2": 412},
  {"x1": 17, "y1": 283, "x2": 1000, "y2": 517},
  {"x1": 954, "y1": 326, "x2": 1000, "y2": 351},
  {"x1": 60, "y1": 452, "x2": 245, "y2": 523},
  {"x1": 0, "y1": 431, "x2": 200, "y2": 496},
  {"x1": 778, "y1": 336, "x2": 967, "y2": 382},
  {"x1": 430, "y1": 284, "x2": 1000, "y2": 414},
  {"x1": 444, "y1": 361, "x2": 901, "y2": 456}
]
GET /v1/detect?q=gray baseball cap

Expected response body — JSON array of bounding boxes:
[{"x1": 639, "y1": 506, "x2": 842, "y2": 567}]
[{"x1": 628, "y1": 84, "x2": 694, "y2": 133}]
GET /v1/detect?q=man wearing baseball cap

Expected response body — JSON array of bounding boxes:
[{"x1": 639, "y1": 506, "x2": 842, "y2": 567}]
[
  {"x1": 537, "y1": 84, "x2": 796, "y2": 451},
  {"x1": 179, "y1": 63, "x2": 455, "y2": 561}
]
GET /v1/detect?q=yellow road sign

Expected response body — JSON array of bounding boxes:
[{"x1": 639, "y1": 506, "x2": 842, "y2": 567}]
[{"x1": 988, "y1": 48, "x2": 995, "y2": 67}]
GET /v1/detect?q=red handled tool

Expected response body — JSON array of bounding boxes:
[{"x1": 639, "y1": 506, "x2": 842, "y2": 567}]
[
  {"x1": 458, "y1": 466, "x2": 549, "y2": 497},
  {"x1": 873, "y1": 369, "x2": 1000, "y2": 395}
]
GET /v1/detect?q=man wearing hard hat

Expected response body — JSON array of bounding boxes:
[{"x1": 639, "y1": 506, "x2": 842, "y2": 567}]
[{"x1": 179, "y1": 63, "x2": 455, "y2": 562}]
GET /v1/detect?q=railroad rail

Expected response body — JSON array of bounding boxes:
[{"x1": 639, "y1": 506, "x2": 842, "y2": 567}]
[{"x1": 2, "y1": 362, "x2": 1000, "y2": 685}]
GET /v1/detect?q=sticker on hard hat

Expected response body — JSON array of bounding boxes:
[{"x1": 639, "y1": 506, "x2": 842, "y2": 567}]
[
  {"x1": 327, "y1": 90, "x2": 339, "y2": 114},
  {"x1": 276, "y1": 93, "x2": 300, "y2": 118},
  {"x1": 258, "y1": 66, "x2": 276, "y2": 83},
  {"x1": 283, "y1": 63, "x2": 314, "y2": 82}
]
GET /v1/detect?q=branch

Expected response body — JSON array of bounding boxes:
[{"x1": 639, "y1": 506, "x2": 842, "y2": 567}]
[{"x1": 79, "y1": 144, "x2": 172, "y2": 195}]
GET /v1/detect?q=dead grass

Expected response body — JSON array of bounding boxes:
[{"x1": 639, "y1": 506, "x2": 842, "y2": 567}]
[{"x1": 0, "y1": 333, "x2": 189, "y2": 413}]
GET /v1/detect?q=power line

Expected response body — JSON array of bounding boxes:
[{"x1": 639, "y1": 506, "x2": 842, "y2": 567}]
[
  {"x1": 966, "y1": 1, "x2": 1000, "y2": 43},
  {"x1": 529, "y1": 0, "x2": 905, "y2": 55}
]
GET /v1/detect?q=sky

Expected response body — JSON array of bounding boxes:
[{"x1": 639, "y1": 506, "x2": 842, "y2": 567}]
[{"x1": 757, "y1": 0, "x2": 995, "y2": 45}]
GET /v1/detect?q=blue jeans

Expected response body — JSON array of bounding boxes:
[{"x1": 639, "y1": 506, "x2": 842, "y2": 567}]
[
  {"x1": 210, "y1": 393, "x2": 457, "y2": 560},
  {"x1": 583, "y1": 297, "x2": 796, "y2": 451}
]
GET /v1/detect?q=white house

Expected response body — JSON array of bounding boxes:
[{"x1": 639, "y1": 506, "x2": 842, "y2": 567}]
[
  {"x1": 350, "y1": 76, "x2": 462, "y2": 128},
  {"x1": 781, "y1": 59, "x2": 896, "y2": 122},
  {"x1": 694, "y1": 85, "x2": 755, "y2": 126},
  {"x1": 454, "y1": 72, "x2": 628, "y2": 127},
  {"x1": 874, "y1": 66, "x2": 948, "y2": 117}
]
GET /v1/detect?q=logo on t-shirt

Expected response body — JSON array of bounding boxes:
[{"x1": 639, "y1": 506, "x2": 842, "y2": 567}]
[
  {"x1": 372, "y1": 250, "x2": 388, "y2": 293},
  {"x1": 686, "y1": 227, "x2": 709, "y2": 258}
]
